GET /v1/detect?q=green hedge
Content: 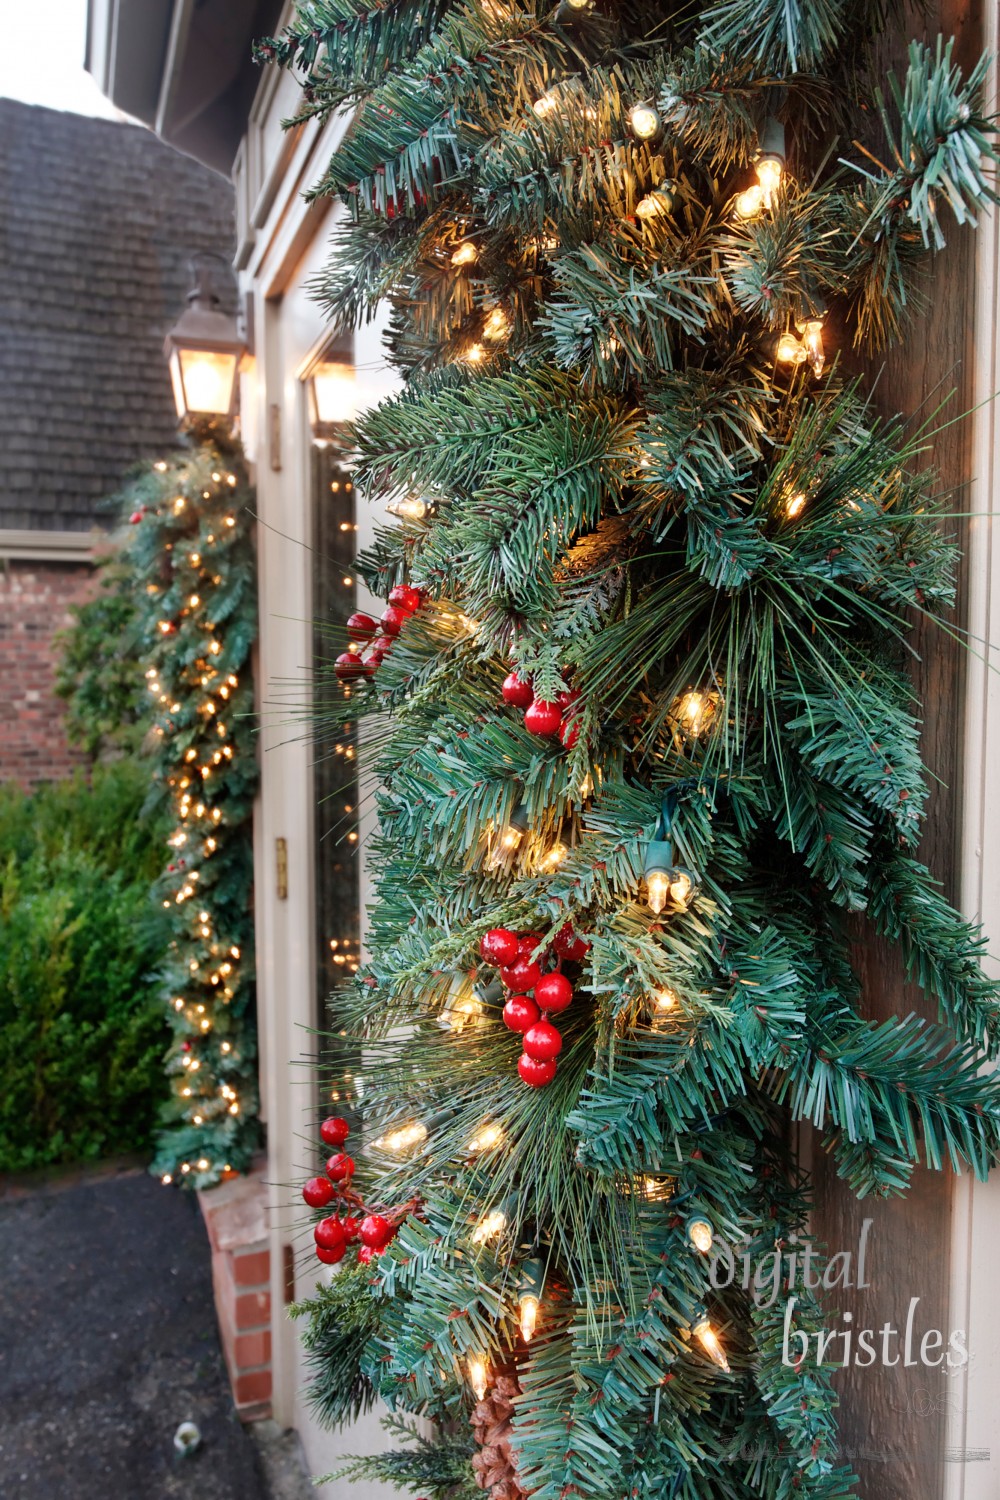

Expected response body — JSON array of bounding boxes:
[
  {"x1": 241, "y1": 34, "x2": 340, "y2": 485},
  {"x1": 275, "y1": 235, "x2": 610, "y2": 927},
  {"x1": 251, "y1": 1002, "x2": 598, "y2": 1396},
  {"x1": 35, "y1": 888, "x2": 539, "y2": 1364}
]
[{"x1": 0, "y1": 763, "x2": 170, "y2": 1171}]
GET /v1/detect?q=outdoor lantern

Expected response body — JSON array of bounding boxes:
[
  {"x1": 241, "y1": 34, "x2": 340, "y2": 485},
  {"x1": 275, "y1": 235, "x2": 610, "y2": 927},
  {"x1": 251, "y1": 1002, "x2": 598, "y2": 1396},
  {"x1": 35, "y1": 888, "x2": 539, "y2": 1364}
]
[
  {"x1": 308, "y1": 359, "x2": 355, "y2": 448},
  {"x1": 164, "y1": 258, "x2": 245, "y2": 425}
]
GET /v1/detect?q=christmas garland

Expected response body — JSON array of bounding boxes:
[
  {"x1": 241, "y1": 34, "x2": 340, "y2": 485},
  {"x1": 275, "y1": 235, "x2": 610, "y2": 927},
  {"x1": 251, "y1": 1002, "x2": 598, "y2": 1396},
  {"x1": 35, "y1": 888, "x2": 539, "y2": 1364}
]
[
  {"x1": 262, "y1": 7, "x2": 1000, "y2": 1498},
  {"x1": 122, "y1": 441, "x2": 259, "y2": 1188}
]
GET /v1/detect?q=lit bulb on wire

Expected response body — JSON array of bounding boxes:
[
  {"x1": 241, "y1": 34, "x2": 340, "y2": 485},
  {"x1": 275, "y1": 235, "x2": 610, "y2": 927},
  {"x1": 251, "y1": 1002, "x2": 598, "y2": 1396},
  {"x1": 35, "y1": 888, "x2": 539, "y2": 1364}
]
[
  {"x1": 468, "y1": 1356, "x2": 489, "y2": 1400},
  {"x1": 373, "y1": 1120, "x2": 428, "y2": 1153},
  {"x1": 517, "y1": 1257, "x2": 545, "y2": 1343},
  {"x1": 450, "y1": 240, "x2": 479, "y2": 267},
  {"x1": 482, "y1": 306, "x2": 510, "y2": 341},
  {"x1": 468, "y1": 1122, "x2": 505, "y2": 1153},
  {"x1": 533, "y1": 88, "x2": 560, "y2": 118},
  {"x1": 636, "y1": 178, "x2": 675, "y2": 220},
  {"x1": 651, "y1": 986, "x2": 678, "y2": 1027},
  {"x1": 733, "y1": 183, "x2": 765, "y2": 219},
  {"x1": 797, "y1": 315, "x2": 826, "y2": 377},
  {"x1": 693, "y1": 1318, "x2": 730, "y2": 1372},
  {"x1": 386, "y1": 493, "x2": 432, "y2": 522},
  {"x1": 776, "y1": 331, "x2": 807, "y2": 365},
  {"x1": 628, "y1": 100, "x2": 662, "y2": 141},
  {"x1": 472, "y1": 1208, "x2": 507, "y2": 1245},
  {"x1": 686, "y1": 1217, "x2": 714, "y2": 1254}
]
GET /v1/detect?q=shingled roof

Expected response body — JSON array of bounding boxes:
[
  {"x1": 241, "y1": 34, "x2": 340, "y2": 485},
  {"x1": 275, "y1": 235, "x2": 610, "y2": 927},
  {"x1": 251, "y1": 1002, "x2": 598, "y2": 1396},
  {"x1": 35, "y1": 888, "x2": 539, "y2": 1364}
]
[{"x1": 0, "y1": 99, "x2": 236, "y2": 532}]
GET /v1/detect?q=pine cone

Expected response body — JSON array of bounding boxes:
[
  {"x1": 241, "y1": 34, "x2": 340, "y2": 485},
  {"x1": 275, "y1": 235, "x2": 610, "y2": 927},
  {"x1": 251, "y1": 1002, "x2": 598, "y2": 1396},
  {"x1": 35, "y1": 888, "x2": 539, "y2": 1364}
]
[{"x1": 470, "y1": 1366, "x2": 530, "y2": 1499}]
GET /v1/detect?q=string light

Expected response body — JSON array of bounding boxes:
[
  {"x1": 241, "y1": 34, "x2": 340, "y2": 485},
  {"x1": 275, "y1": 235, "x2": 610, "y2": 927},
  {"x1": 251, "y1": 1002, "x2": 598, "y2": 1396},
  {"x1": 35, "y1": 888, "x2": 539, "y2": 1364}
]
[
  {"x1": 386, "y1": 493, "x2": 433, "y2": 521},
  {"x1": 468, "y1": 1356, "x2": 489, "y2": 1400},
  {"x1": 451, "y1": 240, "x2": 479, "y2": 267},
  {"x1": 693, "y1": 1318, "x2": 730, "y2": 1372},
  {"x1": 646, "y1": 869, "x2": 671, "y2": 916},
  {"x1": 776, "y1": 330, "x2": 807, "y2": 364},
  {"x1": 472, "y1": 1207, "x2": 508, "y2": 1244},
  {"x1": 636, "y1": 181, "x2": 675, "y2": 219},
  {"x1": 533, "y1": 88, "x2": 560, "y2": 118},
  {"x1": 468, "y1": 1122, "x2": 505, "y2": 1152},
  {"x1": 651, "y1": 986, "x2": 678, "y2": 1024},
  {"x1": 539, "y1": 841, "x2": 568, "y2": 871},
  {"x1": 785, "y1": 492, "x2": 807, "y2": 520},
  {"x1": 373, "y1": 1120, "x2": 428, "y2": 1153},
  {"x1": 755, "y1": 156, "x2": 782, "y2": 204},
  {"x1": 797, "y1": 314, "x2": 826, "y2": 377},
  {"x1": 686, "y1": 1218, "x2": 714, "y2": 1254},
  {"x1": 446, "y1": 992, "x2": 484, "y2": 1033},
  {"x1": 628, "y1": 100, "x2": 662, "y2": 141},
  {"x1": 672, "y1": 690, "x2": 717, "y2": 738},
  {"x1": 517, "y1": 1258, "x2": 545, "y2": 1342},
  {"x1": 733, "y1": 183, "x2": 765, "y2": 219},
  {"x1": 482, "y1": 306, "x2": 510, "y2": 341}
]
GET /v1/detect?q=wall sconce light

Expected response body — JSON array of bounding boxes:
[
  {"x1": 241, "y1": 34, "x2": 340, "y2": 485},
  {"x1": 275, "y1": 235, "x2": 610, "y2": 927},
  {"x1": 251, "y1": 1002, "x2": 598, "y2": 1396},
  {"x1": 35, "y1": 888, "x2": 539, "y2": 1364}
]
[
  {"x1": 164, "y1": 256, "x2": 246, "y2": 427},
  {"x1": 308, "y1": 359, "x2": 355, "y2": 448}
]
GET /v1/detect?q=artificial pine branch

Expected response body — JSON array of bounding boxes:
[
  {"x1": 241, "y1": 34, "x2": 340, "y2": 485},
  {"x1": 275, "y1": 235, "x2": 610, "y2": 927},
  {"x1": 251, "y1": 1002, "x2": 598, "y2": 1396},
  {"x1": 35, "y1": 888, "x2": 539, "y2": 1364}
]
[{"x1": 262, "y1": 1, "x2": 1000, "y2": 1495}]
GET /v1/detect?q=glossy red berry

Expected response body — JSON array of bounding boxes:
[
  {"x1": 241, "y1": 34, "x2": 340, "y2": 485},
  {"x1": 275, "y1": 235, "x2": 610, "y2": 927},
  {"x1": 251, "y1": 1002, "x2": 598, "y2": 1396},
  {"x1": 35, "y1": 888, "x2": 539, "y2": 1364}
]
[
  {"x1": 553, "y1": 925, "x2": 590, "y2": 962},
  {"x1": 334, "y1": 651, "x2": 365, "y2": 681},
  {"x1": 314, "y1": 1216, "x2": 346, "y2": 1249},
  {"x1": 341, "y1": 1216, "x2": 362, "y2": 1241},
  {"x1": 480, "y1": 927, "x2": 519, "y2": 966},
  {"x1": 129, "y1": 509, "x2": 144, "y2": 525},
  {"x1": 518, "y1": 1053, "x2": 557, "y2": 1087},
  {"x1": 347, "y1": 611, "x2": 378, "y2": 642},
  {"x1": 558, "y1": 688, "x2": 580, "y2": 711},
  {"x1": 325, "y1": 1151, "x2": 354, "y2": 1183},
  {"x1": 317, "y1": 1242, "x2": 346, "y2": 1265},
  {"x1": 505, "y1": 957, "x2": 542, "y2": 993},
  {"x1": 517, "y1": 933, "x2": 544, "y2": 958},
  {"x1": 523, "y1": 1018, "x2": 563, "y2": 1062},
  {"x1": 302, "y1": 1176, "x2": 335, "y2": 1209},
  {"x1": 359, "y1": 1213, "x2": 393, "y2": 1249},
  {"x1": 389, "y1": 584, "x2": 422, "y2": 614},
  {"x1": 320, "y1": 1116, "x2": 350, "y2": 1146},
  {"x1": 524, "y1": 699, "x2": 562, "y2": 737},
  {"x1": 535, "y1": 972, "x2": 573, "y2": 1013},
  {"x1": 357, "y1": 1244, "x2": 376, "y2": 1264},
  {"x1": 380, "y1": 605, "x2": 408, "y2": 637},
  {"x1": 560, "y1": 717, "x2": 580, "y2": 749},
  {"x1": 501, "y1": 672, "x2": 534, "y2": 708},
  {"x1": 371, "y1": 633, "x2": 395, "y2": 657},
  {"x1": 503, "y1": 994, "x2": 540, "y2": 1033}
]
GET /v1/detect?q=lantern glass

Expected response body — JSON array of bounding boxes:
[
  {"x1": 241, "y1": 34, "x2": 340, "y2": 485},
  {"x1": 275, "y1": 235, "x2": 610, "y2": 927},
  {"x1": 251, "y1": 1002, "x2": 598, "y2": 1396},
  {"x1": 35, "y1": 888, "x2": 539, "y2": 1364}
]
[{"x1": 170, "y1": 348, "x2": 240, "y2": 420}]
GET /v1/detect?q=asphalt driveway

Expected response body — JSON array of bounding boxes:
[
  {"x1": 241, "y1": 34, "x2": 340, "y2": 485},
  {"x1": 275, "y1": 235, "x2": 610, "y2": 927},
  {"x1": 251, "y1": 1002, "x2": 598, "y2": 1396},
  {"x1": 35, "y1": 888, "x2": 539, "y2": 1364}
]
[{"x1": 0, "y1": 1165, "x2": 273, "y2": 1500}]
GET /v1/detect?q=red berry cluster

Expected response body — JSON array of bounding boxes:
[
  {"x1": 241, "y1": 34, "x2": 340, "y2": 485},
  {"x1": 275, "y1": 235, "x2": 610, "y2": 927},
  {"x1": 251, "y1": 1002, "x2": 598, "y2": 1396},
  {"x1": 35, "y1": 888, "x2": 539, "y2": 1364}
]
[
  {"x1": 501, "y1": 673, "x2": 582, "y2": 748},
  {"x1": 334, "y1": 584, "x2": 425, "y2": 682},
  {"x1": 479, "y1": 923, "x2": 590, "y2": 1088},
  {"x1": 301, "y1": 1116, "x2": 401, "y2": 1266}
]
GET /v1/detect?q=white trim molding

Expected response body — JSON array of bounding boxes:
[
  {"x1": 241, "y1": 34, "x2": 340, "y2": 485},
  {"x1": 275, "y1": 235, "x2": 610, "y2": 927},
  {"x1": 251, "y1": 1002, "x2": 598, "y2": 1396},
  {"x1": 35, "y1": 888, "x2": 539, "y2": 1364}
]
[
  {"x1": 0, "y1": 529, "x2": 100, "y2": 564},
  {"x1": 946, "y1": 24, "x2": 1000, "y2": 1491}
]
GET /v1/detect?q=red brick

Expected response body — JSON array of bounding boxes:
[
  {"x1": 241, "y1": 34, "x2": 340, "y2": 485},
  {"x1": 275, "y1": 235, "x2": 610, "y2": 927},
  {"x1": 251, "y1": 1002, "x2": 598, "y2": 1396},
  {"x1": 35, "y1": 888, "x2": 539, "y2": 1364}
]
[
  {"x1": 234, "y1": 1329, "x2": 271, "y2": 1369},
  {"x1": 233, "y1": 1369, "x2": 272, "y2": 1407},
  {"x1": 0, "y1": 560, "x2": 97, "y2": 787},
  {"x1": 232, "y1": 1248, "x2": 270, "y2": 1287},
  {"x1": 235, "y1": 1289, "x2": 271, "y2": 1330}
]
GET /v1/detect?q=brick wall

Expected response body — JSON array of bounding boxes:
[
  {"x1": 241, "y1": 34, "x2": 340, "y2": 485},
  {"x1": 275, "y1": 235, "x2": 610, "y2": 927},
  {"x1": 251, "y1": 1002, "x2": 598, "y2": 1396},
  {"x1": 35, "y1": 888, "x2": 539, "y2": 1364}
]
[
  {"x1": 0, "y1": 559, "x2": 95, "y2": 787},
  {"x1": 199, "y1": 1163, "x2": 274, "y2": 1421}
]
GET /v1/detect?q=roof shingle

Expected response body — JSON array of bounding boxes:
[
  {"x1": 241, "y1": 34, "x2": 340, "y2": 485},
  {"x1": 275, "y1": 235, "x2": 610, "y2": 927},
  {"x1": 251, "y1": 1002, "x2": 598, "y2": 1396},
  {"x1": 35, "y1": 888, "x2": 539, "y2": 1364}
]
[{"x1": 0, "y1": 99, "x2": 237, "y2": 532}]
